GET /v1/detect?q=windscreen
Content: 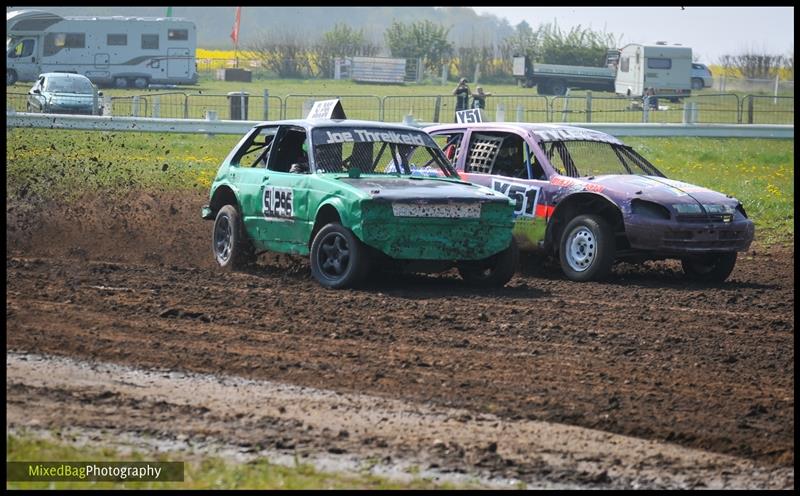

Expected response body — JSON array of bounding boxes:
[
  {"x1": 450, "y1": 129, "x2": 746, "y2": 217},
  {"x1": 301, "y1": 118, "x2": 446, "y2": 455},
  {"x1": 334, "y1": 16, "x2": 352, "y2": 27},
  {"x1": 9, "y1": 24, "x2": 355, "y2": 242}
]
[
  {"x1": 45, "y1": 77, "x2": 94, "y2": 94},
  {"x1": 312, "y1": 127, "x2": 457, "y2": 177},
  {"x1": 541, "y1": 140, "x2": 664, "y2": 178}
]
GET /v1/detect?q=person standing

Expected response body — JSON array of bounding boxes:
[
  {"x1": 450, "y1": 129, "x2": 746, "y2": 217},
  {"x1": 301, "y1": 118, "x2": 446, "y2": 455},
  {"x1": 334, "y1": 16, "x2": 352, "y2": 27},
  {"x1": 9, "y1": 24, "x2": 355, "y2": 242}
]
[
  {"x1": 644, "y1": 87, "x2": 659, "y2": 110},
  {"x1": 453, "y1": 78, "x2": 471, "y2": 116},
  {"x1": 471, "y1": 86, "x2": 492, "y2": 109}
]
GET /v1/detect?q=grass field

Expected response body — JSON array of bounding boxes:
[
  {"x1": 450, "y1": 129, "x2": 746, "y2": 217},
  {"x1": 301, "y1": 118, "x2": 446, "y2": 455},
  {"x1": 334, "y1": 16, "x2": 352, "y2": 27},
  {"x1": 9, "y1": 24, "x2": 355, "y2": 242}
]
[
  {"x1": 7, "y1": 74, "x2": 794, "y2": 124},
  {"x1": 6, "y1": 128, "x2": 794, "y2": 244},
  {"x1": 7, "y1": 432, "x2": 468, "y2": 489}
]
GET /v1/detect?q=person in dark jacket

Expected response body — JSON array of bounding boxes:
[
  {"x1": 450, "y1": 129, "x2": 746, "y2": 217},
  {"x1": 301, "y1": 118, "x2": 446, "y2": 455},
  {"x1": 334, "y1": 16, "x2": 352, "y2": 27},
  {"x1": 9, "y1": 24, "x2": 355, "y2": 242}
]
[
  {"x1": 471, "y1": 86, "x2": 492, "y2": 109},
  {"x1": 453, "y1": 78, "x2": 471, "y2": 113}
]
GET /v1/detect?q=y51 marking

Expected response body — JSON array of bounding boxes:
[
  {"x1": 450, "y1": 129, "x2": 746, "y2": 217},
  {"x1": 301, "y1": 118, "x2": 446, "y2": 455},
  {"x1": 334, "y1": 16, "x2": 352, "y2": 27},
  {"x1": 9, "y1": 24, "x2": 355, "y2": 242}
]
[{"x1": 492, "y1": 179, "x2": 540, "y2": 218}]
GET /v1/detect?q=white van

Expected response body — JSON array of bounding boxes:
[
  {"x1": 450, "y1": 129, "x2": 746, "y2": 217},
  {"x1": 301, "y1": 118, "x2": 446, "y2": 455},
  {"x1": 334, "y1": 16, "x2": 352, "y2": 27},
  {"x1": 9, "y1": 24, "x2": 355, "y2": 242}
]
[
  {"x1": 7, "y1": 9, "x2": 198, "y2": 88},
  {"x1": 614, "y1": 42, "x2": 692, "y2": 98}
]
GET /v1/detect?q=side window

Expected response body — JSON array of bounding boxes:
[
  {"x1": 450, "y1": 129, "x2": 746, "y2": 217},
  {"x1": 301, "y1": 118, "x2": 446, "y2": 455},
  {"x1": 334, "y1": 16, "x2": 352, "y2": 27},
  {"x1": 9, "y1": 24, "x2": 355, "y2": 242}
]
[
  {"x1": 465, "y1": 133, "x2": 504, "y2": 173},
  {"x1": 491, "y1": 135, "x2": 527, "y2": 179},
  {"x1": 10, "y1": 39, "x2": 35, "y2": 58},
  {"x1": 141, "y1": 34, "x2": 159, "y2": 50},
  {"x1": 65, "y1": 33, "x2": 85, "y2": 49},
  {"x1": 620, "y1": 57, "x2": 629, "y2": 72},
  {"x1": 232, "y1": 126, "x2": 279, "y2": 168},
  {"x1": 107, "y1": 34, "x2": 127, "y2": 46},
  {"x1": 267, "y1": 127, "x2": 308, "y2": 173},
  {"x1": 432, "y1": 132, "x2": 463, "y2": 163},
  {"x1": 168, "y1": 29, "x2": 189, "y2": 41},
  {"x1": 44, "y1": 33, "x2": 65, "y2": 56},
  {"x1": 530, "y1": 151, "x2": 546, "y2": 180},
  {"x1": 647, "y1": 57, "x2": 672, "y2": 70}
]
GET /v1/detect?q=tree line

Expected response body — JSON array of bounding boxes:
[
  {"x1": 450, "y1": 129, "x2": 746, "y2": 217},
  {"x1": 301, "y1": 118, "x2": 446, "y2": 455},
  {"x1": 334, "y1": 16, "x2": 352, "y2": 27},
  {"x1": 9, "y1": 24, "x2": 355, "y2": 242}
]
[
  {"x1": 245, "y1": 20, "x2": 623, "y2": 82},
  {"x1": 245, "y1": 19, "x2": 794, "y2": 83}
]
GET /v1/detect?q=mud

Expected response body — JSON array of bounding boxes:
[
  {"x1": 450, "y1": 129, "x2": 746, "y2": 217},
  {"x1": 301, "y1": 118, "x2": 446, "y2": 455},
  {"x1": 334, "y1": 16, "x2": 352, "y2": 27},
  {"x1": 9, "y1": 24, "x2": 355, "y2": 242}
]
[
  {"x1": 7, "y1": 352, "x2": 792, "y2": 489},
  {"x1": 6, "y1": 189, "x2": 795, "y2": 485}
]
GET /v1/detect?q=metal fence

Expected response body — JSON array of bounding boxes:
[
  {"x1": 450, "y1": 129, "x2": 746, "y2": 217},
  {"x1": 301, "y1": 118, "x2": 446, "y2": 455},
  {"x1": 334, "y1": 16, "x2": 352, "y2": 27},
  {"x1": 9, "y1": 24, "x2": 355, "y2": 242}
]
[
  {"x1": 6, "y1": 92, "x2": 28, "y2": 112},
  {"x1": 9, "y1": 91, "x2": 793, "y2": 125},
  {"x1": 741, "y1": 95, "x2": 795, "y2": 125},
  {"x1": 548, "y1": 93, "x2": 744, "y2": 124},
  {"x1": 283, "y1": 94, "x2": 381, "y2": 120},
  {"x1": 106, "y1": 92, "x2": 283, "y2": 121}
]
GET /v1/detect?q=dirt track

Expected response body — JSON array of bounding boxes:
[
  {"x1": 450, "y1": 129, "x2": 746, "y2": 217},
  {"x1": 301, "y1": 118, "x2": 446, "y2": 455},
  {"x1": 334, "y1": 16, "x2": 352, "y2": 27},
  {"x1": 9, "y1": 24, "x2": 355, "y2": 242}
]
[{"x1": 6, "y1": 190, "x2": 795, "y2": 486}]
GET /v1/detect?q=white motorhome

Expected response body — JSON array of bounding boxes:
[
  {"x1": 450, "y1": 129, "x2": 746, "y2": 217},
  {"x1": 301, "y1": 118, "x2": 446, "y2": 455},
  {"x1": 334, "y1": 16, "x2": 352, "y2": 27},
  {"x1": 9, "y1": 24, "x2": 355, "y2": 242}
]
[
  {"x1": 7, "y1": 9, "x2": 198, "y2": 88},
  {"x1": 614, "y1": 42, "x2": 692, "y2": 98}
]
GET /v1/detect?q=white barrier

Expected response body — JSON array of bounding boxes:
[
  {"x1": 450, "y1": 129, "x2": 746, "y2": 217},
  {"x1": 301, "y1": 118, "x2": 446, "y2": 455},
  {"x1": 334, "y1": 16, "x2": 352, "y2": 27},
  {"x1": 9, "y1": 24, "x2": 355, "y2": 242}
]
[
  {"x1": 6, "y1": 111, "x2": 795, "y2": 139},
  {"x1": 6, "y1": 111, "x2": 258, "y2": 135}
]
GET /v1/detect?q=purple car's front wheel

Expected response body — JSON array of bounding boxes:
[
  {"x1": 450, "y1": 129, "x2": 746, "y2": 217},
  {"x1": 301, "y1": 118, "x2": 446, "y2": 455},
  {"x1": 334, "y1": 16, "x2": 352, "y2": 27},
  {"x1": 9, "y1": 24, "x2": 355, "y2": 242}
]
[{"x1": 559, "y1": 214, "x2": 615, "y2": 282}]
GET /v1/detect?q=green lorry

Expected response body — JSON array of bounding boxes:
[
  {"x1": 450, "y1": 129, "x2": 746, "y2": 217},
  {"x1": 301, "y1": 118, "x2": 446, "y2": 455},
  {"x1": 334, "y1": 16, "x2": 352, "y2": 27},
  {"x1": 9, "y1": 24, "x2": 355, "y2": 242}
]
[{"x1": 512, "y1": 50, "x2": 620, "y2": 96}]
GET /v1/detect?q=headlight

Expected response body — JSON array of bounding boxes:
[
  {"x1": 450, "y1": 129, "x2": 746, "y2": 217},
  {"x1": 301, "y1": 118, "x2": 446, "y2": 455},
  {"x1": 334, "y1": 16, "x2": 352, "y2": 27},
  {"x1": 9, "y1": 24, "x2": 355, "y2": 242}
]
[
  {"x1": 672, "y1": 203, "x2": 702, "y2": 214},
  {"x1": 631, "y1": 199, "x2": 670, "y2": 220},
  {"x1": 701, "y1": 204, "x2": 736, "y2": 214}
]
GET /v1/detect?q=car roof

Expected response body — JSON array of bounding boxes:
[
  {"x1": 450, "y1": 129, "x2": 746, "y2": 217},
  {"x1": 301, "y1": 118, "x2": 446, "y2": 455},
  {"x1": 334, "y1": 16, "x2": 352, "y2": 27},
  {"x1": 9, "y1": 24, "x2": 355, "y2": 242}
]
[
  {"x1": 424, "y1": 122, "x2": 624, "y2": 145},
  {"x1": 40, "y1": 72, "x2": 92, "y2": 80},
  {"x1": 252, "y1": 119, "x2": 427, "y2": 133}
]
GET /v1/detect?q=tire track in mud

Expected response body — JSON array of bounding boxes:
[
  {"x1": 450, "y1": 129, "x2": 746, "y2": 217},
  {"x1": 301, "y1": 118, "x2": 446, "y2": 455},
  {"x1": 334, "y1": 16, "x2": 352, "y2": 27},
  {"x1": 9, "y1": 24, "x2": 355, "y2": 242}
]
[
  {"x1": 7, "y1": 352, "x2": 794, "y2": 489},
  {"x1": 7, "y1": 250, "x2": 794, "y2": 469},
  {"x1": 6, "y1": 189, "x2": 795, "y2": 470}
]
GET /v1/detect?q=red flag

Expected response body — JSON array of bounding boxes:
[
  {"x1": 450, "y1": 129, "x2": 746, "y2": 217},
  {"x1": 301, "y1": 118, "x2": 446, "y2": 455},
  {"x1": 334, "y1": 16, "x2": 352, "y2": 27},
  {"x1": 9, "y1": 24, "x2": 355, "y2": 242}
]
[{"x1": 231, "y1": 7, "x2": 241, "y2": 45}]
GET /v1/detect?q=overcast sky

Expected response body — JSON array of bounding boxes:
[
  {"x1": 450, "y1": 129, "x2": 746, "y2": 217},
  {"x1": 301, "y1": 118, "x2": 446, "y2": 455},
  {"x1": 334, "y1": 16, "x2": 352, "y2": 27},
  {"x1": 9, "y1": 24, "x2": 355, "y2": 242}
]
[{"x1": 471, "y1": 6, "x2": 794, "y2": 64}]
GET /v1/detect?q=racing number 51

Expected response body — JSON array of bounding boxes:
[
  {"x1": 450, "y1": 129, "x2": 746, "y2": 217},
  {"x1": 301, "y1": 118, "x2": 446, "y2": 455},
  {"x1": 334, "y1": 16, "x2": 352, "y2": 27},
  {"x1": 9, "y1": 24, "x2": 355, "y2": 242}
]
[{"x1": 505, "y1": 184, "x2": 538, "y2": 217}]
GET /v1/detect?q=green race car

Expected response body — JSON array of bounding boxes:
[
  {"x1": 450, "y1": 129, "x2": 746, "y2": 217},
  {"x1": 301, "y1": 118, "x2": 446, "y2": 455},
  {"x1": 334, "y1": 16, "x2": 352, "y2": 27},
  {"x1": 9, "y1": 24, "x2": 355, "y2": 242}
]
[{"x1": 202, "y1": 119, "x2": 518, "y2": 288}]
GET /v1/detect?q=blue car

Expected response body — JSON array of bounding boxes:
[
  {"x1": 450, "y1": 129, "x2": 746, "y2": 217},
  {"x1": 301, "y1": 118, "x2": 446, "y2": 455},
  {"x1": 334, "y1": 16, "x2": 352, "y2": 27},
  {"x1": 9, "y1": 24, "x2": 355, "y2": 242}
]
[
  {"x1": 691, "y1": 63, "x2": 714, "y2": 90},
  {"x1": 26, "y1": 72, "x2": 102, "y2": 115}
]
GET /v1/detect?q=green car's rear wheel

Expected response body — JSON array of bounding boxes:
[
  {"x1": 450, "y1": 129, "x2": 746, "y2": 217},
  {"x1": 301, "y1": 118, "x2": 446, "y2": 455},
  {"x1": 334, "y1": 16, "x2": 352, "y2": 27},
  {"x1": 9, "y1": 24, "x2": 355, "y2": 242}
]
[
  {"x1": 212, "y1": 204, "x2": 254, "y2": 271},
  {"x1": 310, "y1": 223, "x2": 369, "y2": 289}
]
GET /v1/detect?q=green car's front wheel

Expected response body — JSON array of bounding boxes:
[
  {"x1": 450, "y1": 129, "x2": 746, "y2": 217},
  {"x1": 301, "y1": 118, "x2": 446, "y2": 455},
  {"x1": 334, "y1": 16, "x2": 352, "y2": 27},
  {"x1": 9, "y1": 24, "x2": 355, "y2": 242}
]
[
  {"x1": 310, "y1": 223, "x2": 369, "y2": 289},
  {"x1": 212, "y1": 205, "x2": 254, "y2": 271}
]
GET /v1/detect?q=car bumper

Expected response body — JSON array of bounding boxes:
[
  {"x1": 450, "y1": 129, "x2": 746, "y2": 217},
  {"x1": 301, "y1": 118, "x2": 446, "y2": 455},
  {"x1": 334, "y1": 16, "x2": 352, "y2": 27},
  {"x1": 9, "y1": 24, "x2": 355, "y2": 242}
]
[
  {"x1": 625, "y1": 218, "x2": 754, "y2": 254},
  {"x1": 360, "y1": 217, "x2": 513, "y2": 261}
]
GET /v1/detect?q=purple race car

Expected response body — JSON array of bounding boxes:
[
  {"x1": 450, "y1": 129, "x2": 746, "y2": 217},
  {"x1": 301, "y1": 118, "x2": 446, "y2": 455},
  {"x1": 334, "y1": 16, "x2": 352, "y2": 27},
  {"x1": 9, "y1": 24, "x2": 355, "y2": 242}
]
[{"x1": 425, "y1": 122, "x2": 755, "y2": 282}]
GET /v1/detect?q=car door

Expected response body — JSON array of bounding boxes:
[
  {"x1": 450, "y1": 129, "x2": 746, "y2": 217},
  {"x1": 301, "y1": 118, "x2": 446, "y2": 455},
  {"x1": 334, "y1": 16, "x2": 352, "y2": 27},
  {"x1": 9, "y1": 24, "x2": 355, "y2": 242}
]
[
  {"x1": 445, "y1": 128, "x2": 552, "y2": 251},
  {"x1": 259, "y1": 125, "x2": 312, "y2": 251},
  {"x1": 228, "y1": 125, "x2": 279, "y2": 250},
  {"x1": 9, "y1": 37, "x2": 39, "y2": 81},
  {"x1": 27, "y1": 76, "x2": 46, "y2": 112}
]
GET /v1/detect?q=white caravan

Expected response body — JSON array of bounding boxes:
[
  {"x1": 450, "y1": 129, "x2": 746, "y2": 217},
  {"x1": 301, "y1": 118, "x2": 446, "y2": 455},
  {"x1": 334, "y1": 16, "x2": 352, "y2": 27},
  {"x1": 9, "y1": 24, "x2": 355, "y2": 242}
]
[
  {"x1": 614, "y1": 42, "x2": 692, "y2": 98},
  {"x1": 7, "y1": 9, "x2": 198, "y2": 88}
]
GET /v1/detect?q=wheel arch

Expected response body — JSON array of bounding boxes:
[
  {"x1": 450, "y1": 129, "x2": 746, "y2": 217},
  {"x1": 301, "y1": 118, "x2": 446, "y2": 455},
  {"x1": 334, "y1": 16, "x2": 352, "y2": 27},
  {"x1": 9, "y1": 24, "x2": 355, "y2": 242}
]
[
  {"x1": 209, "y1": 185, "x2": 240, "y2": 216},
  {"x1": 309, "y1": 201, "x2": 344, "y2": 248},
  {"x1": 545, "y1": 192, "x2": 625, "y2": 254}
]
